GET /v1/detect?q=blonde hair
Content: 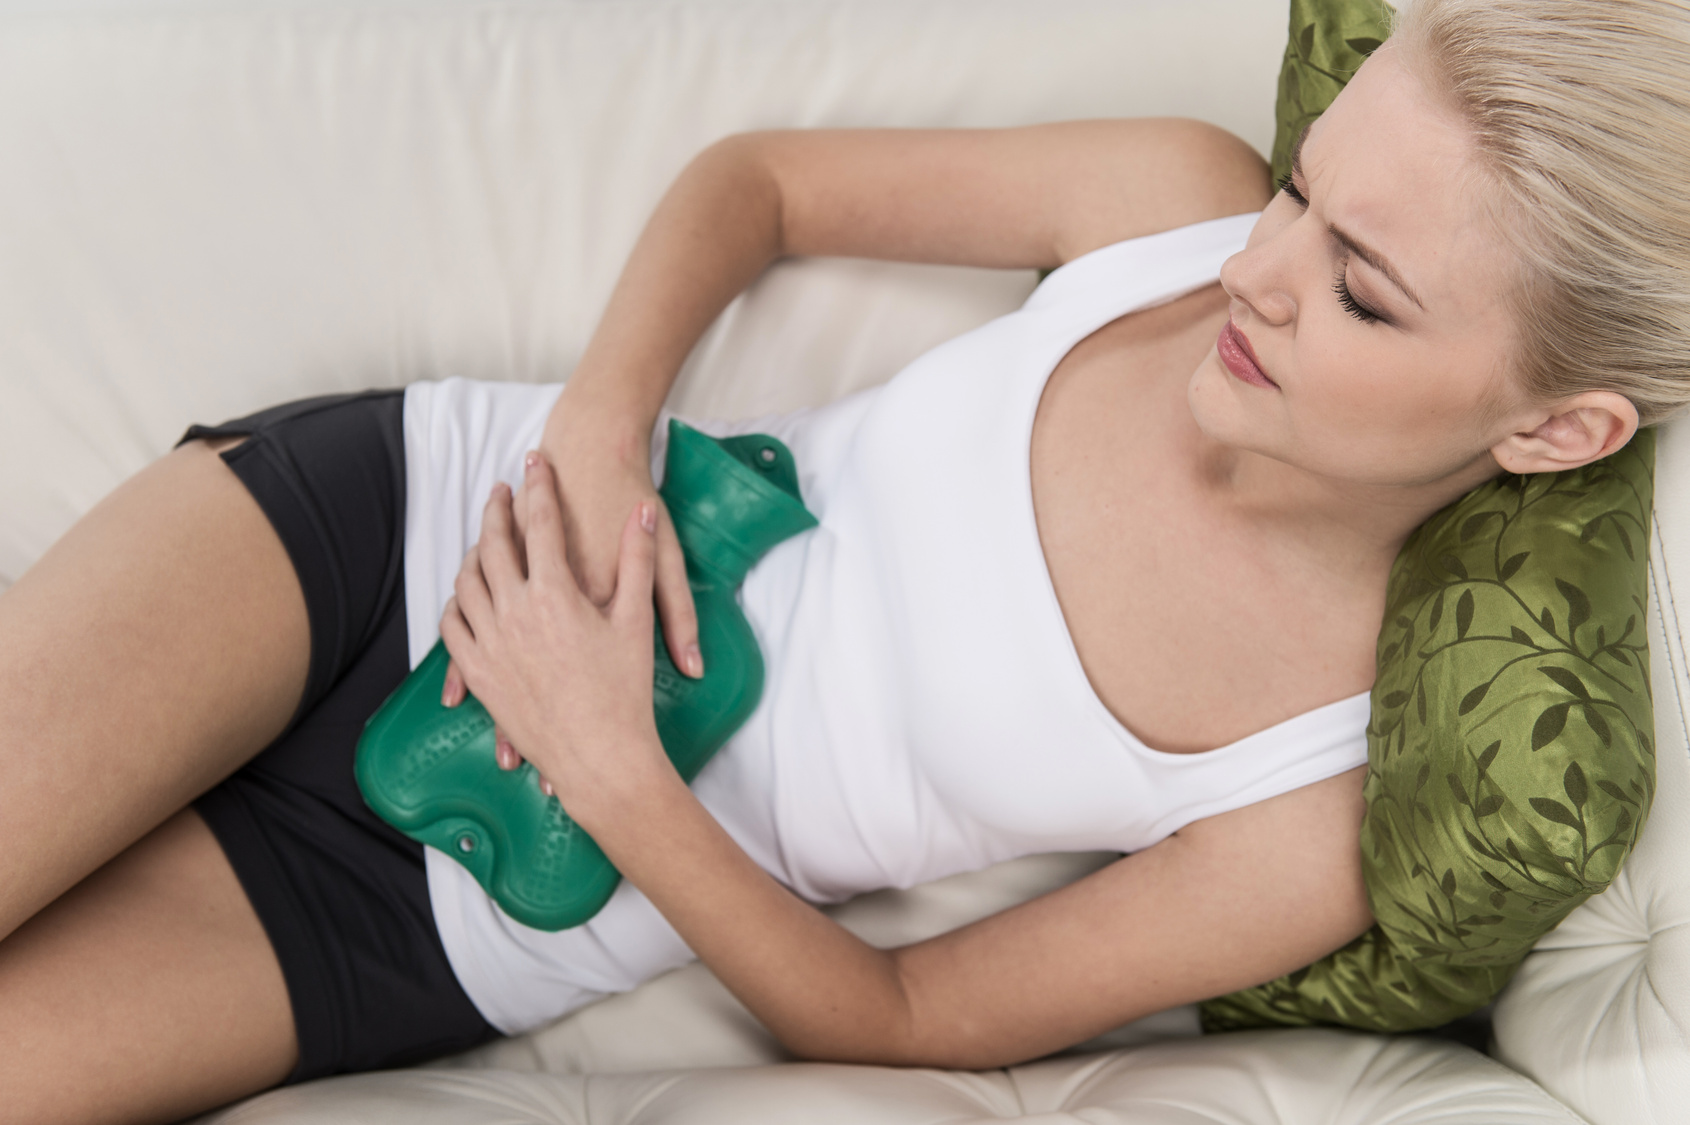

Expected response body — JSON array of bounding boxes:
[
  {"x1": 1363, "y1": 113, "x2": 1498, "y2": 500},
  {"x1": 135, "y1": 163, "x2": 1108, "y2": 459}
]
[{"x1": 1391, "y1": 0, "x2": 1690, "y2": 426}]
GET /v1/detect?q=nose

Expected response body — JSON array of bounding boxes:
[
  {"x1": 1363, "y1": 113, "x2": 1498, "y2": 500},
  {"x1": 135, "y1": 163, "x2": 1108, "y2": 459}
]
[{"x1": 1219, "y1": 217, "x2": 1298, "y2": 328}]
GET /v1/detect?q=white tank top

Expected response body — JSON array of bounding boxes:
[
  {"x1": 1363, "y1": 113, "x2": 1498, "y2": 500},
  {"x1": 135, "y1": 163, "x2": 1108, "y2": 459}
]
[{"x1": 402, "y1": 212, "x2": 1371, "y2": 1034}]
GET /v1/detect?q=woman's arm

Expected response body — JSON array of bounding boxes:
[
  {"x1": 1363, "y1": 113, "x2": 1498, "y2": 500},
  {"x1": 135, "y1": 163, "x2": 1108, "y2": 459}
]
[
  {"x1": 557, "y1": 120, "x2": 1271, "y2": 426},
  {"x1": 444, "y1": 459, "x2": 1367, "y2": 1070},
  {"x1": 594, "y1": 740, "x2": 1370, "y2": 1070},
  {"x1": 531, "y1": 121, "x2": 1271, "y2": 678}
]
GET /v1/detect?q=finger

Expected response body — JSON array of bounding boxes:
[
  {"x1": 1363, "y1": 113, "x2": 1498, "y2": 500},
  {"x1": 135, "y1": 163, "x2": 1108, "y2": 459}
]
[
  {"x1": 510, "y1": 484, "x2": 530, "y2": 563},
  {"x1": 478, "y1": 482, "x2": 526, "y2": 594},
  {"x1": 611, "y1": 501, "x2": 659, "y2": 631},
  {"x1": 452, "y1": 545, "x2": 496, "y2": 634},
  {"x1": 442, "y1": 659, "x2": 467, "y2": 708},
  {"x1": 440, "y1": 597, "x2": 477, "y2": 668},
  {"x1": 494, "y1": 727, "x2": 522, "y2": 771},
  {"x1": 653, "y1": 510, "x2": 703, "y2": 678},
  {"x1": 521, "y1": 452, "x2": 576, "y2": 590},
  {"x1": 540, "y1": 777, "x2": 555, "y2": 798}
]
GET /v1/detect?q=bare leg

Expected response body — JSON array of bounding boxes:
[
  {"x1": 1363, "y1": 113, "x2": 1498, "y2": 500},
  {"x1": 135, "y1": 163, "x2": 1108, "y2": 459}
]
[
  {"x1": 0, "y1": 808, "x2": 297, "y2": 1125},
  {"x1": 0, "y1": 439, "x2": 309, "y2": 940}
]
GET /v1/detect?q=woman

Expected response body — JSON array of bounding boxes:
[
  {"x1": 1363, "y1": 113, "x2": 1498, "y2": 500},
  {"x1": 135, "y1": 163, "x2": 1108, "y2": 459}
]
[{"x1": 3, "y1": 1, "x2": 1687, "y2": 1121}]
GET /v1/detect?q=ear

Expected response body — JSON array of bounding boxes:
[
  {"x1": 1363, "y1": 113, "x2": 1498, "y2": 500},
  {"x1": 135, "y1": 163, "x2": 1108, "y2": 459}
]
[{"x1": 1490, "y1": 390, "x2": 1639, "y2": 475}]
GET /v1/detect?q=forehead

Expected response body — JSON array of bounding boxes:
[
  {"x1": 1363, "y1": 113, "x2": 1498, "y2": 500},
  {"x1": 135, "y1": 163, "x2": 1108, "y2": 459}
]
[{"x1": 1302, "y1": 50, "x2": 1512, "y2": 320}]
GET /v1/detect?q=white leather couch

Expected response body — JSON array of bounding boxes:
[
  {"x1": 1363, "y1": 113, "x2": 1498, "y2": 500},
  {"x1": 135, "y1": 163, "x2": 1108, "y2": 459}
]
[{"x1": 0, "y1": 1, "x2": 1681, "y2": 1122}]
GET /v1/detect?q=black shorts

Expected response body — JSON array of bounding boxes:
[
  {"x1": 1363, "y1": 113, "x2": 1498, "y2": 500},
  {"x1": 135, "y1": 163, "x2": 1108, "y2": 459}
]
[{"x1": 184, "y1": 391, "x2": 500, "y2": 1083}]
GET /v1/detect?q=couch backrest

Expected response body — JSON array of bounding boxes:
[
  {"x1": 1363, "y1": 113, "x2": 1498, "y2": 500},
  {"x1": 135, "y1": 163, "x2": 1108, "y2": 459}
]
[{"x1": 0, "y1": 0, "x2": 1282, "y2": 588}]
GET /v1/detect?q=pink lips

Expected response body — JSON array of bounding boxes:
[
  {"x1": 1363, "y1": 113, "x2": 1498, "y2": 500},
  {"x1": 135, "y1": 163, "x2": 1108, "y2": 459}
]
[{"x1": 1216, "y1": 322, "x2": 1278, "y2": 390}]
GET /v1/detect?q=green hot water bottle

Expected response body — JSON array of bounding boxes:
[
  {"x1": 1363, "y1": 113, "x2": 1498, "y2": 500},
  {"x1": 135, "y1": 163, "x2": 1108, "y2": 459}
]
[{"x1": 355, "y1": 420, "x2": 817, "y2": 930}]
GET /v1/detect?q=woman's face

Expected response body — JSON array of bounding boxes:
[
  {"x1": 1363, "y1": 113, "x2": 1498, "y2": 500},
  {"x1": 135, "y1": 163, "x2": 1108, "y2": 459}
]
[{"x1": 1189, "y1": 46, "x2": 1525, "y2": 490}]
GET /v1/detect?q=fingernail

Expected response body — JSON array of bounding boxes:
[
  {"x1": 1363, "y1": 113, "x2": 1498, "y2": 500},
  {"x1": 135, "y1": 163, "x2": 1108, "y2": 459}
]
[
  {"x1": 541, "y1": 779, "x2": 555, "y2": 797},
  {"x1": 686, "y1": 644, "x2": 704, "y2": 677},
  {"x1": 525, "y1": 451, "x2": 541, "y2": 469},
  {"x1": 640, "y1": 502, "x2": 657, "y2": 534},
  {"x1": 442, "y1": 670, "x2": 461, "y2": 707},
  {"x1": 496, "y1": 739, "x2": 516, "y2": 769}
]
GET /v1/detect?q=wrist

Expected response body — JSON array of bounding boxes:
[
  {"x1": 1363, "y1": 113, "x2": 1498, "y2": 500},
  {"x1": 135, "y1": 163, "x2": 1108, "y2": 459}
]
[
  {"x1": 568, "y1": 730, "x2": 684, "y2": 840},
  {"x1": 551, "y1": 378, "x2": 658, "y2": 469}
]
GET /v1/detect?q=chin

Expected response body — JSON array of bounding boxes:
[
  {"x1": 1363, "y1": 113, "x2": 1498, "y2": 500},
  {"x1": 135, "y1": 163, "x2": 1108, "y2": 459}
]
[{"x1": 1185, "y1": 354, "x2": 1271, "y2": 452}]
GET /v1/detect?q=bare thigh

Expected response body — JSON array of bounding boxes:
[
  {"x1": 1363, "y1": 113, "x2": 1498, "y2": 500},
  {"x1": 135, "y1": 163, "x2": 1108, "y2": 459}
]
[
  {"x1": 0, "y1": 808, "x2": 296, "y2": 1125},
  {"x1": 0, "y1": 438, "x2": 308, "y2": 939}
]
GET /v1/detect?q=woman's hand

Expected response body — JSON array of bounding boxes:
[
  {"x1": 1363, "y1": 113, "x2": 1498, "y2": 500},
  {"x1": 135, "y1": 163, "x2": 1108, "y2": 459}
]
[
  {"x1": 440, "y1": 406, "x2": 700, "y2": 780},
  {"x1": 439, "y1": 451, "x2": 672, "y2": 823},
  {"x1": 539, "y1": 405, "x2": 702, "y2": 680}
]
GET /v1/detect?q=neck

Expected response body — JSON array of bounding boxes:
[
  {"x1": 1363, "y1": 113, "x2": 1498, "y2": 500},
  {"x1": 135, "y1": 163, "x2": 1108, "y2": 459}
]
[{"x1": 1190, "y1": 435, "x2": 1503, "y2": 574}]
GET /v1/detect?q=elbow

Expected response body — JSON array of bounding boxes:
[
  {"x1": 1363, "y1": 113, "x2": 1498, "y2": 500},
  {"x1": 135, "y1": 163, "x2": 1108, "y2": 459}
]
[
  {"x1": 772, "y1": 1000, "x2": 927, "y2": 1069},
  {"x1": 779, "y1": 1027, "x2": 1011, "y2": 1072},
  {"x1": 690, "y1": 131, "x2": 791, "y2": 258},
  {"x1": 774, "y1": 964, "x2": 1015, "y2": 1071},
  {"x1": 763, "y1": 955, "x2": 940, "y2": 1069},
  {"x1": 774, "y1": 1023, "x2": 916, "y2": 1068},
  {"x1": 695, "y1": 129, "x2": 768, "y2": 174}
]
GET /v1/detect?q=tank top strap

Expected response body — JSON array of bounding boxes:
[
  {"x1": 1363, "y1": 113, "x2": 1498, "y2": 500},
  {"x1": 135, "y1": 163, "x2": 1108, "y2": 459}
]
[{"x1": 1023, "y1": 212, "x2": 1261, "y2": 326}]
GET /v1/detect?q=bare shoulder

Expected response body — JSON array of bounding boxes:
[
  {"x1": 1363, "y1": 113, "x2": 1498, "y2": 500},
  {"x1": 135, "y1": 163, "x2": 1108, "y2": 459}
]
[{"x1": 1040, "y1": 118, "x2": 1274, "y2": 263}]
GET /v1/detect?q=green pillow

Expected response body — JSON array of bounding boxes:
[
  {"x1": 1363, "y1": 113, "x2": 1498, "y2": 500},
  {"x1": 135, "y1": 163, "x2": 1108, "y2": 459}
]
[
  {"x1": 1270, "y1": 0, "x2": 1394, "y2": 185},
  {"x1": 1203, "y1": 434, "x2": 1657, "y2": 1032},
  {"x1": 1200, "y1": 0, "x2": 1658, "y2": 1033}
]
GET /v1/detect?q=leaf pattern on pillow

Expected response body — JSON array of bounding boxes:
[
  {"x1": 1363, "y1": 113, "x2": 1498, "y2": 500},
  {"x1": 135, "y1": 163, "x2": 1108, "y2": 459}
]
[
  {"x1": 1271, "y1": 0, "x2": 1396, "y2": 185},
  {"x1": 1202, "y1": 430, "x2": 1656, "y2": 1033}
]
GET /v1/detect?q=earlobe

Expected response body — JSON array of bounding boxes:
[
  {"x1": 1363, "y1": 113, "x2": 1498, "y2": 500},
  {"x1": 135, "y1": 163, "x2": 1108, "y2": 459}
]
[{"x1": 1490, "y1": 391, "x2": 1639, "y2": 475}]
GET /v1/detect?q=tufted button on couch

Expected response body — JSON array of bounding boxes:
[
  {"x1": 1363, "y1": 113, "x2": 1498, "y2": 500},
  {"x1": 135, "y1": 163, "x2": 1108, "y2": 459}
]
[{"x1": 0, "y1": 1, "x2": 1682, "y2": 1122}]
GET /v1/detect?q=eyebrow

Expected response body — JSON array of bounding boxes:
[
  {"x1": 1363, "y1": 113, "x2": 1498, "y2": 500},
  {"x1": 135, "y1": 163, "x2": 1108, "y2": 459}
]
[{"x1": 1290, "y1": 127, "x2": 1426, "y2": 312}]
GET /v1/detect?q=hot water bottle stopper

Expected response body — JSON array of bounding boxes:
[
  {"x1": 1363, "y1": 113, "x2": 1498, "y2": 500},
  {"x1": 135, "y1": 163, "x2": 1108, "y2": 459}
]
[{"x1": 355, "y1": 419, "x2": 818, "y2": 930}]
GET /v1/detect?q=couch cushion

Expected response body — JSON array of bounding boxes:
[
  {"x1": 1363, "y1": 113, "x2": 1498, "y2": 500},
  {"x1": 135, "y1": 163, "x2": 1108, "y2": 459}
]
[{"x1": 199, "y1": 1032, "x2": 1586, "y2": 1124}]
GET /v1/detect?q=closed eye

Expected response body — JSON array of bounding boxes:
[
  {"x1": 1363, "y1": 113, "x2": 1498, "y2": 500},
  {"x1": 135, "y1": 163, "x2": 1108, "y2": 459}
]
[
  {"x1": 1280, "y1": 175, "x2": 1389, "y2": 326},
  {"x1": 1333, "y1": 273, "x2": 1383, "y2": 325}
]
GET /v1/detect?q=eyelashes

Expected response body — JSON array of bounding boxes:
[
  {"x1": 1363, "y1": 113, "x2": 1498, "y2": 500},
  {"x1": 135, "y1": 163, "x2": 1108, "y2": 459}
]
[
  {"x1": 1277, "y1": 175, "x2": 1385, "y2": 326},
  {"x1": 1333, "y1": 273, "x2": 1382, "y2": 324}
]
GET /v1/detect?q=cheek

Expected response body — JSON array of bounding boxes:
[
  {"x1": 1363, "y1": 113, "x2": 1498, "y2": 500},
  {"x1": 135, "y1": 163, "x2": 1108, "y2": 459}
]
[
  {"x1": 1284, "y1": 335, "x2": 1506, "y2": 480},
  {"x1": 1303, "y1": 338, "x2": 1492, "y2": 431}
]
